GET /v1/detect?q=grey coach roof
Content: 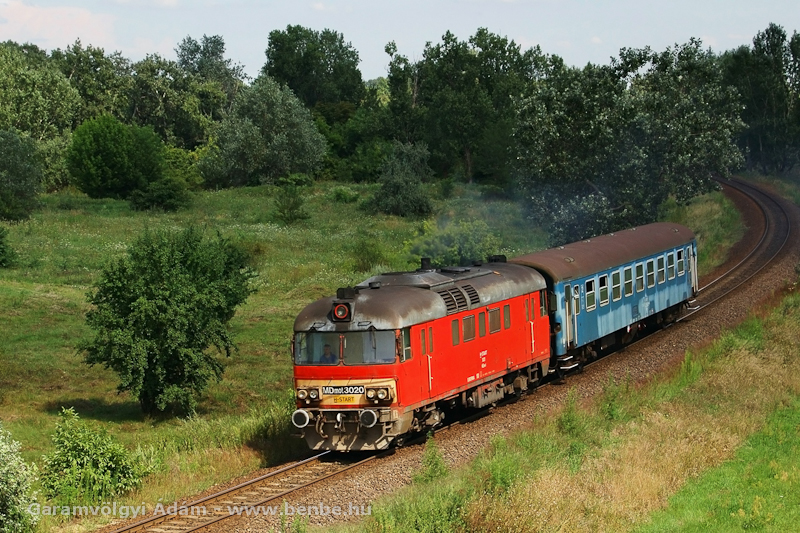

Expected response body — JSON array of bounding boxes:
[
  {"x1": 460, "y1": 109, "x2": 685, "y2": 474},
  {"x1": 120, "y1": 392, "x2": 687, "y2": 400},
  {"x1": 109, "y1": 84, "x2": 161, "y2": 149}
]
[{"x1": 510, "y1": 222, "x2": 695, "y2": 283}]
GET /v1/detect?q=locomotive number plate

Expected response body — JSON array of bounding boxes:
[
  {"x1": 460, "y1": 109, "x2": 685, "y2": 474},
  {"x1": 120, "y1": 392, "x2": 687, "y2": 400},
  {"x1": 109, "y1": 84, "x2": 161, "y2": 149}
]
[
  {"x1": 323, "y1": 385, "x2": 365, "y2": 395},
  {"x1": 332, "y1": 395, "x2": 356, "y2": 404}
]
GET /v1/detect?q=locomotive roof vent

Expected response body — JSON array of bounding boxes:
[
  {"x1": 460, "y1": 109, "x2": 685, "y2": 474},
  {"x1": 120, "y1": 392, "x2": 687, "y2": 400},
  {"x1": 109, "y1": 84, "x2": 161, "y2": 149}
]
[
  {"x1": 336, "y1": 287, "x2": 357, "y2": 299},
  {"x1": 489, "y1": 254, "x2": 507, "y2": 263},
  {"x1": 472, "y1": 260, "x2": 483, "y2": 267},
  {"x1": 419, "y1": 257, "x2": 434, "y2": 271},
  {"x1": 369, "y1": 281, "x2": 381, "y2": 289},
  {"x1": 441, "y1": 266, "x2": 470, "y2": 274}
]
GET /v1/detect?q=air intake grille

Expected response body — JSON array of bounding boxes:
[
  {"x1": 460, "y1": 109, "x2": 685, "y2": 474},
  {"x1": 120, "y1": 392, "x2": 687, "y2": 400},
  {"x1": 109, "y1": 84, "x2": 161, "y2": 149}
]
[
  {"x1": 436, "y1": 287, "x2": 469, "y2": 314},
  {"x1": 462, "y1": 284, "x2": 480, "y2": 306}
]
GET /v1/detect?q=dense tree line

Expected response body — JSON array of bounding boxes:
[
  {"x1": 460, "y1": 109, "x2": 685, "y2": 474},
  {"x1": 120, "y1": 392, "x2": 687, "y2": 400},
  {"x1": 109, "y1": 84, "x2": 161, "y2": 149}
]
[{"x1": 0, "y1": 23, "x2": 798, "y2": 240}]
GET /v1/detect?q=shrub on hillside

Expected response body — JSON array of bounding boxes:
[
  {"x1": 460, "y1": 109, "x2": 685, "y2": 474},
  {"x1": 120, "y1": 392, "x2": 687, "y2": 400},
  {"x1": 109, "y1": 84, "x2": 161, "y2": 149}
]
[
  {"x1": 0, "y1": 227, "x2": 16, "y2": 268},
  {"x1": 0, "y1": 129, "x2": 43, "y2": 221},
  {"x1": 273, "y1": 186, "x2": 310, "y2": 225},
  {"x1": 41, "y1": 408, "x2": 147, "y2": 504},
  {"x1": 370, "y1": 141, "x2": 434, "y2": 218},
  {"x1": 66, "y1": 115, "x2": 165, "y2": 199},
  {"x1": 0, "y1": 422, "x2": 39, "y2": 532},
  {"x1": 129, "y1": 177, "x2": 190, "y2": 212},
  {"x1": 411, "y1": 220, "x2": 501, "y2": 267},
  {"x1": 330, "y1": 186, "x2": 360, "y2": 204},
  {"x1": 80, "y1": 227, "x2": 256, "y2": 414}
]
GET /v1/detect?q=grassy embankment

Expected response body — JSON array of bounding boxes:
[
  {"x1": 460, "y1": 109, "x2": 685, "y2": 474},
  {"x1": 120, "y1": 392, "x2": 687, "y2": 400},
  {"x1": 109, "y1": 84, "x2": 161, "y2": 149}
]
[
  {"x1": 0, "y1": 181, "x2": 548, "y2": 531},
  {"x1": 327, "y1": 178, "x2": 800, "y2": 533}
]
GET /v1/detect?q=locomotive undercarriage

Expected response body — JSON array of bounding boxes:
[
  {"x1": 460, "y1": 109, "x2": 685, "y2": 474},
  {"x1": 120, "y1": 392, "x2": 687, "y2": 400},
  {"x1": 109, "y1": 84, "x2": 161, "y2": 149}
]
[{"x1": 295, "y1": 361, "x2": 549, "y2": 451}]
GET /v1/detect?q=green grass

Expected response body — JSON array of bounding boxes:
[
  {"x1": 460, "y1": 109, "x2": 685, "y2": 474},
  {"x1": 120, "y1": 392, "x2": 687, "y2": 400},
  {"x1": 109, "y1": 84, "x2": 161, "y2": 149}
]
[{"x1": 637, "y1": 397, "x2": 800, "y2": 532}]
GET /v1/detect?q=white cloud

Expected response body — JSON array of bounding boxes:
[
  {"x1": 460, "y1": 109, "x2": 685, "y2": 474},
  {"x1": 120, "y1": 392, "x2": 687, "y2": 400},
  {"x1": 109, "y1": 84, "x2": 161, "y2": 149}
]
[
  {"x1": 312, "y1": 2, "x2": 332, "y2": 11},
  {"x1": 0, "y1": 1, "x2": 116, "y2": 50},
  {"x1": 591, "y1": 36, "x2": 602, "y2": 45},
  {"x1": 700, "y1": 35, "x2": 718, "y2": 47}
]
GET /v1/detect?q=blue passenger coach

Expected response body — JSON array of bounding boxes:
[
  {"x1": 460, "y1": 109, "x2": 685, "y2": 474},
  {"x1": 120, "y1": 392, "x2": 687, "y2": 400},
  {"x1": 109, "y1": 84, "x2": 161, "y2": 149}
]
[{"x1": 511, "y1": 223, "x2": 697, "y2": 373}]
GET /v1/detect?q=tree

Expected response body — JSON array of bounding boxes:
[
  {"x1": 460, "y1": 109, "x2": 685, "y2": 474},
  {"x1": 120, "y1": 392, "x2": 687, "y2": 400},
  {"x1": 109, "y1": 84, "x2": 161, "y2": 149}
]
[
  {"x1": 0, "y1": 422, "x2": 38, "y2": 532},
  {"x1": 66, "y1": 115, "x2": 165, "y2": 199},
  {"x1": 0, "y1": 129, "x2": 42, "y2": 220},
  {"x1": 263, "y1": 25, "x2": 365, "y2": 109},
  {"x1": 81, "y1": 227, "x2": 256, "y2": 414},
  {"x1": 515, "y1": 40, "x2": 744, "y2": 245},
  {"x1": 199, "y1": 75, "x2": 327, "y2": 187},
  {"x1": 177, "y1": 34, "x2": 245, "y2": 106},
  {"x1": 370, "y1": 141, "x2": 434, "y2": 217}
]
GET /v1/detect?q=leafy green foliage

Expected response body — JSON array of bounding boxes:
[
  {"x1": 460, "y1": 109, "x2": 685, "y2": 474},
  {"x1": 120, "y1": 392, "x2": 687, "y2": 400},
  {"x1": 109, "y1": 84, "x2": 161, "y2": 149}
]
[
  {"x1": 66, "y1": 115, "x2": 165, "y2": 199},
  {"x1": 176, "y1": 34, "x2": 244, "y2": 109},
  {"x1": 413, "y1": 434, "x2": 448, "y2": 484},
  {"x1": 370, "y1": 141, "x2": 434, "y2": 217},
  {"x1": 411, "y1": 220, "x2": 500, "y2": 267},
  {"x1": 273, "y1": 185, "x2": 310, "y2": 225},
  {"x1": 128, "y1": 177, "x2": 190, "y2": 212},
  {"x1": 0, "y1": 227, "x2": 16, "y2": 268},
  {"x1": 515, "y1": 40, "x2": 744, "y2": 245},
  {"x1": 199, "y1": 75, "x2": 326, "y2": 187},
  {"x1": 0, "y1": 129, "x2": 42, "y2": 220},
  {"x1": 40, "y1": 408, "x2": 147, "y2": 504},
  {"x1": 351, "y1": 233, "x2": 386, "y2": 272},
  {"x1": 80, "y1": 227, "x2": 256, "y2": 414},
  {"x1": 330, "y1": 185, "x2": 360, "y2": 203},
  {"x1": 0, "y1": 422, "x2": 38, "y2": 532}
]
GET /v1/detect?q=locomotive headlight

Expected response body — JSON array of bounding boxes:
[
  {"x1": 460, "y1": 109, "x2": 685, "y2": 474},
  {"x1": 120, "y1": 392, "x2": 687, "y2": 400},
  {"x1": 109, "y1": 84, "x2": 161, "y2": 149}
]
[
  {"x1": 297, "y1": 389, "x2": 308, "y2": 400},
  {"x1": 377, "y1": 388, "x2": 388, "y2": 400},
  {"x1": 366, "y1": 388, "x2": 377, "y2": 399},
  {"x1": 309, "y1": 389, "x2": 319, "y2": 400}
]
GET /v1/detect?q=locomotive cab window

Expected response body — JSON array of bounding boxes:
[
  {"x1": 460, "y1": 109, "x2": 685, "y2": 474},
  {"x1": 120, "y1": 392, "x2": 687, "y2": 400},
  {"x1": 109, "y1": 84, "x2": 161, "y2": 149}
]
[
  {"x1": 463, "y1": 315, "x2": 476, "y2": 342},
  {"x1": 677, "y1": 249, "x2": 685, "y2": 275},
  {"x1": 539, "y1": 290, "x2": 547, "y2": 317},
  {"x1": 599, "y1": 275, "x2": 609, "y2": 306},
  {"x1": 612, "y1": 271, "x2": 621, "y2": 301},
  {"x1": 585, "y1": 279, "x2": 596, "y2": 311},
  {"x1": 488, "y1": 308, "x2": 501, "y2": 333},
  {"x1": 402, "y1": 328, "x2": 412, "y2": 361},
  {"x1": 636, "y1": 263, "x2": 645, "y2": 292},
  {"x1": 428, "y1": 326, "x2": 433, "y2": 353},
  {"x1": 451, "y1": 319, "x2": 459, "y2": 346},
  {"x1": 503, "y1": 304, "x2": 511, "y2": 329},
  {"x1": 667, "y1": 253, "x2": 675, "y2": 279},
  {"x1": 646, "y1": 259, "x2": 655, "y2": 288},
  {"x1": 294, "y1": 331, "x2": 396, "y2": 366},
  {"x1": 524, "y1": 299, "x2": 529, "y2": 321},
  {"x1": 624, "y1": 267, "x2": 633, "y2": 297},
  {"x1": 657, "y1": 256, "x2": 666, "y2": 284},
  {"x1": 479, "y1": 312, "x2": 486, "y2": 337}
]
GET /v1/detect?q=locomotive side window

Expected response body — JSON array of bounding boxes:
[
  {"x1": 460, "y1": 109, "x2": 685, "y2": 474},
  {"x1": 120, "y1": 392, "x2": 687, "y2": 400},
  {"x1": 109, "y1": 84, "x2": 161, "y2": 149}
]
[
  {"x1": 421, "y1": 329, "x2": 427, "y2": 355},
  {"x1": 451, "y1": 319, "x2": 459, "y2": 346},
  {"x1": 636, "y1": 263, "x2": 644, "y2": 292},
  {"x1": 503, "y1": 304, "x2": 511, "y2": 329},
  {"x1": 624, "y1": 267, "x2": 633, "y2": 297},
  {"x1": 463, "y1": 315, "x2": 476, "y2": 342},
  {"x1": 599, "y1": 275, "x2": 609, "y2": 306},
  {"x1": 539, "y1": 290, "x2": 547, "y2": 317},
  {"x1": 402, "y1": 328, "x2": 412, "y2": 361},
  {"x1": 488, "y1": 308, "x2": 501, "y2": 333},
  {"x1": 524, "y1": 299, "x2": 529, "y2": 321},
  {"x1": 428, "y1": 326, "x2": 433, "y2": 353},
  {"x1": 667, "y1": 253, "x2": 675, "y2": 279},
  {"x1": 657, "y1": 256, "x2": 666, "y2": 284},
  {"x1": 585, "y1": 279, "x2": 596, "y2": 311},
  {"x1": 677, "y1": 249, "x2": 685, "y2": 275},
  {"x1": 479, "y1": 312, "x2": 486, "y2": 337},
  {"x1": 612, "y1": 271, "x2": 621, "y2": 301},
  {"x1": 646, "y1": 259, "x2": 655, "y2": 288}
]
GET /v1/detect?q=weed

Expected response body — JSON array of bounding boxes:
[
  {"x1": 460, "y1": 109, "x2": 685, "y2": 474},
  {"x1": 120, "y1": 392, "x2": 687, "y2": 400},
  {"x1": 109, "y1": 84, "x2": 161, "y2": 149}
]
[
  {"x1": 413, "y1": 433, "x2": 448, "y2": 484},
  {"x1": 273, "y1": 186, "x2": 310, "y2": 225}
]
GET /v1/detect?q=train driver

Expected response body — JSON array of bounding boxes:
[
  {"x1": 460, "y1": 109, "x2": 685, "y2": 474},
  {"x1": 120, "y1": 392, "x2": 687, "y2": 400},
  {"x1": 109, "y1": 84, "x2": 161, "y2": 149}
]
[{"x1": 320, "y1": 343, "x2": 338, "y2": 364}]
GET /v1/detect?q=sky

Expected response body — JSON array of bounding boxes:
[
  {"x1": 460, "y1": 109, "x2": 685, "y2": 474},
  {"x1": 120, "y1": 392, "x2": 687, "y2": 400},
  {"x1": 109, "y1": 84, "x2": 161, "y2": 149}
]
[{"x1": 0, "y1": 0, "x2": 798, "y2": 80}]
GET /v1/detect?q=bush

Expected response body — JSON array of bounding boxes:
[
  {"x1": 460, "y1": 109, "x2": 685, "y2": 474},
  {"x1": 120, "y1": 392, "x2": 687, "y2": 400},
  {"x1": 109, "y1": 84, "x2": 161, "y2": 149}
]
[
  {"x1": 351, "y1": 235, "x2": 386, "y2": 272},
  {"x1": 41, "y1": 408, "x2": 147, "y2": 505},
  {"x1": 276, "y1": 173, "x2": 313, "y2": 188},
  {"x1": 80, "y1": 227, "x2": 257, "y2": 414},
  {"x1": 273, "y1": 186, "x2": 310, "y2": 225},
  {"x1": 66, "y1": 115, "x2": 165, "y2": 199},
  {"x1": 0, "y1": 227, "x2": 16, "y2": 268},
  {"x1": 0, "y1": 129, "x2": 42, "y2": 221},
  {"x1": 410, "y1": 220, "x2": 501, "y2": 267},
  {"x1": 129, "y1": 177, "x2": 190, "y2": 212},
  {"x1": 330, "y1": 186, "x2": 360, "y2": 204},
  {"x1": 370, "y1": 142, "x2": 434, "y2": 218},
  {"x1": 413, "y1": 434, "x2": 448, "y2": 484},
  {"x1": 0, "y1": 422, "x2": 39, "y2": 532}
]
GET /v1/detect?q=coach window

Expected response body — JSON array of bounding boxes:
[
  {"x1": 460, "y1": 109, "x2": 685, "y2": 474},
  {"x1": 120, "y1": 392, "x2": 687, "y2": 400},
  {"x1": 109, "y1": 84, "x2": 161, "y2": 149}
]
[
  {"x1": 624, "y1": 267, "x2": 633, "y2": 297},
  {"x1": 503, "y1": 304, "x2": 511, "y2": 329},
  {"x1": 585, "y1": 279, "x2": 596, "y2": 311},
  {"x1": 646, "y1": 259, "x2": 655, "y2": 288},
  {"x1": 428, "y1": 326, "x2": 433, "y2": 353},
  {"x1": 667, "y1": 253, "x2": 675, "y2": 280},
  {"x1": 463, "y1": 315, "x2": 476, "y2": 342},
  {"x1": 636, "y1": 263, "x2": 645, "y2": 292},
  {"x1": 612, "y1": 271, "x2": 622, "y2": 301},
  {"x1": 539, "y1": 290, "x2": 547, "y2": 317},
  {"x1": 599, "y1": 275, "x2": 609, "y2": 306},
  {"x1": 479, "y1": 312, "x2": 487, "y2": 337},
  {"x1": 421, "y1": 329, "x2": 427, "y2": 355},
  {"x1": 677, "y1": 249, "x2": 685, "y2": 275},
  {"x1": 657, "y1": 256, "x2": 666, "y2": 284},
  {"x1": 489, "y1": 308, "x2": 501, "y2": 333},
  {"x1": 451, "y1": 319, "x2": 459, "y2": 346}
]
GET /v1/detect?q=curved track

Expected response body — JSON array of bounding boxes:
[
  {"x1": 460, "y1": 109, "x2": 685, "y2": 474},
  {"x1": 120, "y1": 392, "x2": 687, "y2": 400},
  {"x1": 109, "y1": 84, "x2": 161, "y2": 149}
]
[{"x1": 105, "y1": 178, "x2": 793, "y2": 533}]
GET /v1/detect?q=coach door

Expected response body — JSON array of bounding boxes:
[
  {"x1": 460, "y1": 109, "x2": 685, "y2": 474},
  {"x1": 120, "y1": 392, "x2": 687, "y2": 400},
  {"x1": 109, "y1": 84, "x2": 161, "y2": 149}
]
[{"x1": 563, "y1": 285, "x2": 577, "y2": 350}]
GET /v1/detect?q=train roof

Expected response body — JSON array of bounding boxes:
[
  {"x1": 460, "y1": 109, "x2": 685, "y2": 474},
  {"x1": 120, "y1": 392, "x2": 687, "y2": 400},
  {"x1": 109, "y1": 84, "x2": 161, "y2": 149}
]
[
  {"x1": 293, "y1": 262, "x2": 546, "y2": 332},
  {"x1": 509, "y1": 222, "x2": 695, "y2": 283}
]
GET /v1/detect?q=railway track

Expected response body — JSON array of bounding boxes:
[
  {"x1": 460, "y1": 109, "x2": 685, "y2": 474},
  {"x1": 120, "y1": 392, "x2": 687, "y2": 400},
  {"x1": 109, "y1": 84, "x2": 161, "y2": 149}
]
[{"x1": 106, "y1": 177, "x2": 793, "y2": 533}]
